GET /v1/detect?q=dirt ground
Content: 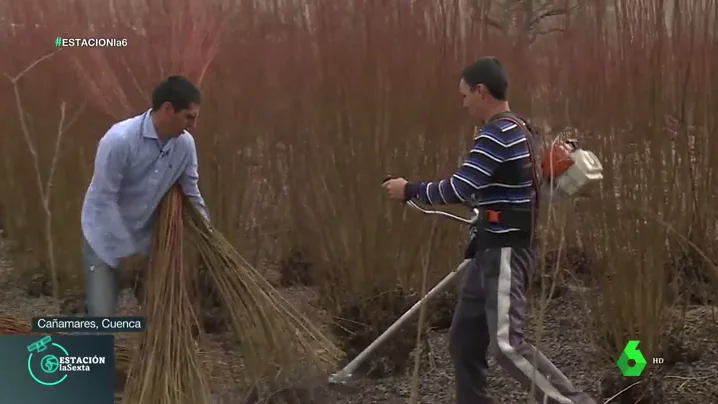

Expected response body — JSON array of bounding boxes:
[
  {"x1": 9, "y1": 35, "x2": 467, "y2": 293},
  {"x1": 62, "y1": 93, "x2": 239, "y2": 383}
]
[
  {"x1": 325, "y1": 295, "x2": 718, "y2": 404},
  {"x1": 1, "y1": 234, "x2": 717, "y2": 404}
]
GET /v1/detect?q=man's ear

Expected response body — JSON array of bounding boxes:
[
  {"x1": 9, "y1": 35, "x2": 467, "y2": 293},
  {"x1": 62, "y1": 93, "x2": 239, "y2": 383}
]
[{"x1": 160, "y1": 101, "x2": 174, "y2": 114}]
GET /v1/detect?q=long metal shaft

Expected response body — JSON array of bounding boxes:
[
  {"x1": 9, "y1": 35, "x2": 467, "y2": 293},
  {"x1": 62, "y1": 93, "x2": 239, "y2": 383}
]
[{"x1": 328, "y1": 258, "x2": 473, "y2": 387}]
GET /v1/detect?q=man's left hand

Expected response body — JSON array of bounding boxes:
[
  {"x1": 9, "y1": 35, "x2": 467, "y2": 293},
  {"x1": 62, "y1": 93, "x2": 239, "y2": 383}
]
[{"x1": 382, "y1": 177, "x2": 408, "y2": 200}]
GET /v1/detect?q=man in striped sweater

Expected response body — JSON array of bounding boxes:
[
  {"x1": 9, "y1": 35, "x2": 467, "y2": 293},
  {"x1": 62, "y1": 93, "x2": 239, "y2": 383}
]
[{"x1": 382, "y1": 58, "x2": 595, "y2": 404}]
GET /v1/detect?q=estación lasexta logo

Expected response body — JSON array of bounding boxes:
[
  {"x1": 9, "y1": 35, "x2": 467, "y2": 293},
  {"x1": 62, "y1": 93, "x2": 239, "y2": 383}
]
[{"x1": 27, "y1": 336, "x2": 70, "y2": 386}]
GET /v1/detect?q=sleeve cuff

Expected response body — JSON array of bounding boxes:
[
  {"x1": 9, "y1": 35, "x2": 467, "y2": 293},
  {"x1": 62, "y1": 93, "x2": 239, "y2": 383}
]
[{"x1": 404, "y1": 181, "x2": 418, "y2": 201}]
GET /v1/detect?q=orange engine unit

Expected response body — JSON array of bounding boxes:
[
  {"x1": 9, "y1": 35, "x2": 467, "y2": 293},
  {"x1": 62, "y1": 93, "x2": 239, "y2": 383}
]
[{"x1": 541, "y1": 142, "x2": 576, "y2": 180}]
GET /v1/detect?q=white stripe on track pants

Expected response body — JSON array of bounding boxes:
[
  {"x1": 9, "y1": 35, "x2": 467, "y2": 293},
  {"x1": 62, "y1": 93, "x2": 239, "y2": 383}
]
[{"x1": 448, "y1": 247, "x2": 596, "y2": 404}]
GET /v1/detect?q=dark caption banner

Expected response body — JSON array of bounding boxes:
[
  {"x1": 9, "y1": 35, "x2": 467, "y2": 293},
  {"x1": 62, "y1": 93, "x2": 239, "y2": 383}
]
[
  {"x1": 31, "y1": 316, "x2": 146, "y2": 333},
  {"x1": 0, "y1": 335, "x2": 115, "y2": 404}
]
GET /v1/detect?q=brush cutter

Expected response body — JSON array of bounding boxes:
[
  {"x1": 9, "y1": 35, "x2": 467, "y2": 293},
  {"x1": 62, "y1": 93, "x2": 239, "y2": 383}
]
[
  {"x1": 327, "y1": 180, "x2": 479, "y2": 390},
  {"x1": 329, "y1": 145, "x2": 605, "y2": 389}
]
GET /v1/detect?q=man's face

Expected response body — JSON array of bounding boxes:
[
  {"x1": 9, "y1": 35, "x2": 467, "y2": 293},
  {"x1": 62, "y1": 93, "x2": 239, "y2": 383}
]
[
  {"x1": 157, "y1": 102, "x2": 200, "y2": 137},
  {"x1": 460, "y1": 78, "x2": 487, "y2": 119}
]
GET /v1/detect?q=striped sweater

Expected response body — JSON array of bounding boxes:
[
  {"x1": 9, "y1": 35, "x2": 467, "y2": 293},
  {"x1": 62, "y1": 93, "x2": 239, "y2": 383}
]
[{"x1": 405, "y1": 115, "x2": 537, "y2": 235}]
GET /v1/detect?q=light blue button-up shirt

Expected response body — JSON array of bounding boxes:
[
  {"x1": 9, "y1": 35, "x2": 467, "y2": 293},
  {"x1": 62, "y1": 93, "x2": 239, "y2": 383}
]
[{"x1": 81, "y1": 109, "x2": 209, "y2": 268}]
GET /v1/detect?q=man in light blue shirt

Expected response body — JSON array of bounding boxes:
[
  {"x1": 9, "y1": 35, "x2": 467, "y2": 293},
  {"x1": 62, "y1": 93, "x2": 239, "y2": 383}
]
[{"x1": 81, "y1": 75, "x2": 210, "y2": 316}]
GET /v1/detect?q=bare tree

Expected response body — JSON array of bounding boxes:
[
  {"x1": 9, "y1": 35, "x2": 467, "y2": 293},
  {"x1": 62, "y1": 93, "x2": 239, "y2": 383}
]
[
  {"x1": 5, "y1": 50, "x2": 85, "y2": 299},
  {"x1": 483, "y1": 0, "x2": 581, "y2": 44}
]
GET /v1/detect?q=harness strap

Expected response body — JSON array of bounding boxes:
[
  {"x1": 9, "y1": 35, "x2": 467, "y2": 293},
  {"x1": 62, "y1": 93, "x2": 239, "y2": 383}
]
[
  {"x1": 490, "y1": 112, "x2": 542, "y2": 211},
  {"x1": 477, "y1": 208, "x2": 535, "y2": 229},
  {"x1": 468, "y1": 112, "x2": 541, "y2": 233}
]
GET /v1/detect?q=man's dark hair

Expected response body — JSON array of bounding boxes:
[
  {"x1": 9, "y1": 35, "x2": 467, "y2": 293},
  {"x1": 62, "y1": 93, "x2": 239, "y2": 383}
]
[
  {"x1": 151, "y1": 75, "x2": 201, "y2": 111},
  {"x1": 461, "y1": 57, "x2": 508, "y2": 100}
]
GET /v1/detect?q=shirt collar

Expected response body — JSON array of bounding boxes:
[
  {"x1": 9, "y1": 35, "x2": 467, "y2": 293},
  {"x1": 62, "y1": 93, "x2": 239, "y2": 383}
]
[{"x1": 141, "y1": 109, "x2": 159, "y2": 139}]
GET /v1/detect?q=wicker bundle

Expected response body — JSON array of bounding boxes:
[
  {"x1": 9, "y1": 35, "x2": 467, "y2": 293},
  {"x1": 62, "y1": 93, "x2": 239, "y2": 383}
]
[
  {"x1": 182, "y1": 191, "x2": 343, "y2": 384},
  {"x1": 121, "y1": 187, "x2": 213, "y2": 404},
  {"x1": 123, "y1": 186, "x2": 342, "y2": 402}
]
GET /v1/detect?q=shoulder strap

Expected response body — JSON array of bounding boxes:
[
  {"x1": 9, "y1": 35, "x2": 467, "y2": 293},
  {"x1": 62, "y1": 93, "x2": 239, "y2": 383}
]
[{"x1": 489, "y1": 112, "x2": 542, "y2": 211}]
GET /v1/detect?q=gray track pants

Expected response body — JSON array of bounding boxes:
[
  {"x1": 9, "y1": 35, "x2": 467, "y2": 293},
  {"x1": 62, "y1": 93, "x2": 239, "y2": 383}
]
[{"x1": 448, "y1": 247, "x2": 596, "y2": 404}]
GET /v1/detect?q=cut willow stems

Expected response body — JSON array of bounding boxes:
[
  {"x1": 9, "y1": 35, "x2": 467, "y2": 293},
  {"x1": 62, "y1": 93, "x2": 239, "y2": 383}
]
[
  {"x1": 122, "y1": 186, "x2": 213, "y2": 404},
  {"x1": 182, "y1": 194, "x2": 342, "y2": 385},
  {"x1": 124, "y1": 185, "x2": 342, "y2": 402}
]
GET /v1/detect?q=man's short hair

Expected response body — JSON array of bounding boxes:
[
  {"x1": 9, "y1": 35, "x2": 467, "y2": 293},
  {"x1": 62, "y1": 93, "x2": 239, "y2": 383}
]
[
  {"x1": 461, "y1": 57, "x2": 508, "y2": 100},
  {"x1": 151, "y1": 75, "x2": 201, "y2": 111}
]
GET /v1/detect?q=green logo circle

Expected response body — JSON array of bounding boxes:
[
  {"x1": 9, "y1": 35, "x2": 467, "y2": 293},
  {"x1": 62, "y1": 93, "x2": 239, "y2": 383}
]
[{"x1": 27, "y1": 342, "x2": 69, "y2": 386}]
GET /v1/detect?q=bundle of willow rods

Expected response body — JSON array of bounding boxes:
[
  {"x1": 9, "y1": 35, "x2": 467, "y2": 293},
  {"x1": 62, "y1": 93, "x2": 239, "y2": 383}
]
[
  {"x1": 123, "y1": 186, "x2": 341, "y2": 402},
  {"x1": 122, "y1": 186, "x2": 213, "y2": 404},
  {"x1": 181, "y1": 191, "x2": 343, "y2": 385}
]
